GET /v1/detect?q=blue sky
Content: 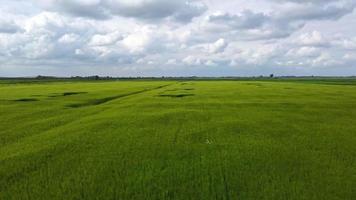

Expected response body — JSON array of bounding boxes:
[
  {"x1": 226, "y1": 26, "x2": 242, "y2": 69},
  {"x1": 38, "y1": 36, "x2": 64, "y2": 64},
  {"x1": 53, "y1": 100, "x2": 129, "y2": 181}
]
[{"x1": 1, "y1": 0, "x2": 356, "y2": 77}]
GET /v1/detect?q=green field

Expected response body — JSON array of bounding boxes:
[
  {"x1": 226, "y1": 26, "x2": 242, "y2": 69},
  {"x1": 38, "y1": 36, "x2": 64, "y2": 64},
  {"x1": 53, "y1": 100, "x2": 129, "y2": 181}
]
[{"x1": 0, "y1": 79, "x2": 355, "y2": 200}]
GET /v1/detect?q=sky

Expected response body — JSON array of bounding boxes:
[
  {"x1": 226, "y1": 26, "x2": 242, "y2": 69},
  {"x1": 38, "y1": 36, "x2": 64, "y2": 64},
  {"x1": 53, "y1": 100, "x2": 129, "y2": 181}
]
[{"x1": 1, "y1": 0, "x2": 356, "y2": 77}]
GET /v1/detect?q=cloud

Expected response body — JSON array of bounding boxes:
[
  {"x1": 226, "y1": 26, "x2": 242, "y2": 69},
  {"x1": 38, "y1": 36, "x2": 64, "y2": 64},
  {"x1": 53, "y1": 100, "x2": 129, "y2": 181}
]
[
  {"x1": 121, "y1": 26, "x2": 170, "y2": 53},
  {"x1": 34, "y1": 0, "x2": 207, "y2": 22},
  {"x1": 287, "y1": 47, "x2": 321, "y2": 58},
  {"x1": 106, "y1": 0, "x2": 207, "y2": 22},
  {"x1": 166, "y1": 59, "x2": 177, "y2": 65},
  {"x1": 207, "y1": 38, "x2": 228, "y2": 54},
  {"x1": 336, "y1": 37, "x2": 356, "y2": 50},
  {"x1": 276, "y1": 1, "x2": 355, "y2": 21},
  {"x1": 0, "y1": 20, "x2": 22, "y2": 34},
  {"x1": 1, "y1": 12, "x2": 104, "y2": 62},
  {"x1": 207, "y1": 10, "x2": 268, "y2": 30},
  {"x1": 296, "y1": 31, "x2": 330, "y2": 47},
  {"x1": 89, "y1": 31, "x2": 123, "y2": 46},
  {"x1": 1, "y1": 0, "x2": 356, "y2": 76},
  {"x1": 183, "y1": 55, "x2": 202, "y2": 66},
  {"x1": 36, "y1": 0, "x2": 110, "y2": 20},
  {"x1": 202, "y1": 0, "x2": 356, "y2": 41},
  {"x1": 203, "y1": 10, "x2": 299, "y2": 40},
  {"x1": 58, "y1": 33, "x2": 81, "y2": 44}
]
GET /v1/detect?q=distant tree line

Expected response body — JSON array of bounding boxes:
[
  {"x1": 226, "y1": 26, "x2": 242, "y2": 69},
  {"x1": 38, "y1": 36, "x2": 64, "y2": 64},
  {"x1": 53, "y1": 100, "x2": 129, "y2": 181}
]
[{"x1": 0, "y1": 75, "x2": 355, "y2": 81}]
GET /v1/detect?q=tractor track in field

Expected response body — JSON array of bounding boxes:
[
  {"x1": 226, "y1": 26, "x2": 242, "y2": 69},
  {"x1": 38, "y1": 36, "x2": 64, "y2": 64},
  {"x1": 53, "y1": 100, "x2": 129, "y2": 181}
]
[
  {"x1": 67, "y1": 83, "x2": 174, "y2": 108},
  {"x1": 1, "y1": 83, "x2": 175, "y2": 145},
  {"x1": 1, "y1": 82, "x2": 180, "y2": 155}
]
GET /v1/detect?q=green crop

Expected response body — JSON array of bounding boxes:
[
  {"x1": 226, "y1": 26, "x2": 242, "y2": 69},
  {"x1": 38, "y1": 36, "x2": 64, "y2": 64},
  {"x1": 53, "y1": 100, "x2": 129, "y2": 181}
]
[{"x1": 1, "y1": 80, "x2": 355, "y2": 200}]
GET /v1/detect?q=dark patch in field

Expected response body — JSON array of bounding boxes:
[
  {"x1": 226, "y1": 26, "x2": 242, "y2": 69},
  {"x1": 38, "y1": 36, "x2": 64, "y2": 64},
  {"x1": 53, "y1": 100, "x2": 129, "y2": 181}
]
[
  {"x1": 49, "y1": 92, "x2": 87, "y2": 97},
  {"x1": 67, "y1": 95, "x2": 123, "y2": 108},
  {"x1": 158, "y1": 94, "x2": 195, "y2": 98},
  {"x1": 63, "y1": 92, "x2": 87, "y2": 96},
  {"x1": 231, "y1": 102, "x2": 305, "y2": 110},
  {"x1": 154, "y1": 85, "x2": 170, "y2": 90},
  {"x1": 14, "y1": 98, "x2": 38, "y2": 102},
  {"x1": 246, "y1": 83, "x2": 263, "y2": 87},
  {"x1": 164, "y1": 88, "x2": 194, "y2": 92},
  {"x1": 180, "y1": 82, "x2": 194, "y2": 86},
  {"x1": 164, "y1": 89, "x2": 179, "y2": 92},
  {"x1": 68, "y1": 84, "x2": 171, "y2": 108}
]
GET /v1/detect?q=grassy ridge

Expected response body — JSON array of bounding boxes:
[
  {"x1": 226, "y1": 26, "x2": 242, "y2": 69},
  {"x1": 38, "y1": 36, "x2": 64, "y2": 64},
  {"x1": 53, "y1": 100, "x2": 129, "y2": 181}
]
[{"x1": 0, "y1": 80, "x2": 355, "y2": 199}]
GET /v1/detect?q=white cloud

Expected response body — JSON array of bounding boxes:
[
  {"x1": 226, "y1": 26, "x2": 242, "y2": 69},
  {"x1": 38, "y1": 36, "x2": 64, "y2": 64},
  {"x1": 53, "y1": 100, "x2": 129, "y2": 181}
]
[
  {"x1": 338, "y1": 37, "x2": 356, "y2": 50},
  {"x1": 289, "y1": 47, "x2": 321, "y2": 57},
  {"x1": 122, "y1": 28, "x2": 153, "y2": 53},
  {"x1": 183, "y1": 55, "x2": 202, "y2": 66},
  {"x1": 297, "y1": 31, "x2": 329, "y2": 47},
  {"x1": 205, "y1": 60, "x2": 217, "y2": 66},
  {"x1": 208, "y1": 38, "x2": 228, "y2": 54},
  {"x1": 58, "y1": 33, "x2": 80, "y2": 44},
  {"x1": 166, "y1": 59, "x2": 177, "y2": 65},
  {"x1": 89, "y1": 31, "x2": 122, "y2": 46}
]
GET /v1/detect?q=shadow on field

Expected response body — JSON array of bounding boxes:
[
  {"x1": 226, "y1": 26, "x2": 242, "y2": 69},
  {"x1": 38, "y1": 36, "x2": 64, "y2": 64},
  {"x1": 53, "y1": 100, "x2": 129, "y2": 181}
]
[
  {"x1": 49, "y1": 92, "x2": 87, "y2": 97},
  {"x1": 158, "y1": 94, "x2": 195, "y2": 98},
  {"x1": 164, "y1": 88, "x2": 194, "y2": 92},
  {"x1": 67, "y1": 95, "x2": 124, "y2": 108},
  {"x1": 13, "y1": 98, "x2": 39, "y2": 102},
  {"x1": 67, "y1": 84, "x2": 171, "y2": 108},
  {"x1": 245, "y1": 83, "x2": 264, "y2": 87},
  {"x1": 164, "y1": 89, "x2": 180, "y2": 92},
  {"x1": 180, "y1": 82, "x2": 194, "y2": 86}
]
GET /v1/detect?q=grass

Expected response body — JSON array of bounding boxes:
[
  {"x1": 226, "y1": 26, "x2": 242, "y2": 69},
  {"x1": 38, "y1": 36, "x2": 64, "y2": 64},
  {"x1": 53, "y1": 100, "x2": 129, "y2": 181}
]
[{"x1": 0, "y1": 79, "x2": 355, "y2": 200}]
